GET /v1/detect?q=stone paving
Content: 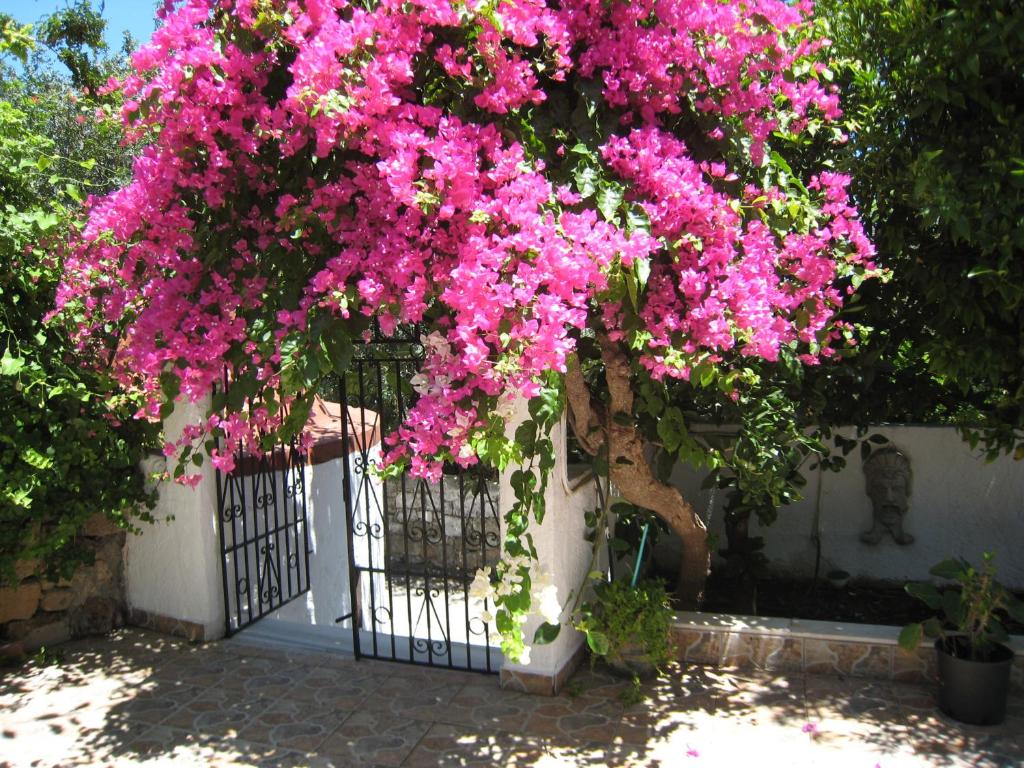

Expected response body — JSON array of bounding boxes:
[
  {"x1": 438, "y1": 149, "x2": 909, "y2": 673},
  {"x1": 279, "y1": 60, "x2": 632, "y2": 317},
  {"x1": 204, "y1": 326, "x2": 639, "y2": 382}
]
[{"x1": 1, "y1": 629, "x2": 1022, "y2": 767}]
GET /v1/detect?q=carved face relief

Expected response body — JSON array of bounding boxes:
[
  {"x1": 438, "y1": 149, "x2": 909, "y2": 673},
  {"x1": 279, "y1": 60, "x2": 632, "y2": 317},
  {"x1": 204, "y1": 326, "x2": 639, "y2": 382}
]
[
  {"x1": 866, "y1": 469, "x2": 909, "y2": 524},
  {"x1": 861, "y1": 447, "x2": 914, "y2": 546}
]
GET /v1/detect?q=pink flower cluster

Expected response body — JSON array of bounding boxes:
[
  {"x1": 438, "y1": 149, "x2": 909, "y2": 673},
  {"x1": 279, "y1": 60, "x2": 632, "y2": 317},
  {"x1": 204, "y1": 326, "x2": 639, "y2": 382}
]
[
  {"x1": 56, "y1": 0, "x2": 873, "y2": 479},
  {"x1": 568, "y1": 0, "x2": 841, "y2": 162},
  {"x1": 603, "y1": 129, "x2": 873, "y2": 375}
]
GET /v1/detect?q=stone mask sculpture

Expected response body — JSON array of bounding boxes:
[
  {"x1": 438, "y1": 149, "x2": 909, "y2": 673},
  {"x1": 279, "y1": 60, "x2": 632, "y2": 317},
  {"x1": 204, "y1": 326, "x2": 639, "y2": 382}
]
[{"x1": 861, "y1": 446, "x2": 914, "y2": 546}]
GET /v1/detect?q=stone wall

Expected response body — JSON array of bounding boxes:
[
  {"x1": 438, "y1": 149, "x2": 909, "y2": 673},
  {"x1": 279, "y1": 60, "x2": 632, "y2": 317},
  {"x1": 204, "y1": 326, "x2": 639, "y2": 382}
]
[
  {"x1": 0, "y1": 514, "x2": 126, "y2": 658},
  {"x1": 382, "y1": 475, "x2": 501, "y2": 576},
  {"x1": 672, "y1": 611, "x2": 1024, "y2": 693}
]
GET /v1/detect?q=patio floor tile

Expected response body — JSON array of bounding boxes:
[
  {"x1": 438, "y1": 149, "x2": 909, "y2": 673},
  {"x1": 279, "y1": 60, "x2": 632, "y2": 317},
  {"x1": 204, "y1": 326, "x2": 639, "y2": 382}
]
[
  {"x1": 1, "y1": 628, "x2": 1022, "y2": 767},
  {"x1": 317, "y1": 709, "x2": 431, "y2": 766}
]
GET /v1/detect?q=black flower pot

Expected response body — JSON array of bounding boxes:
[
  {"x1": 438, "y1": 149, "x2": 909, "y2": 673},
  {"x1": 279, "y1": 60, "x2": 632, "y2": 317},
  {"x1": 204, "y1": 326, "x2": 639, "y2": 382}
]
[
  {"x1": 935, "y1": 637, "x2": 1014, "y2": 726},
  {"x1": 606, "y1": 641, "x2": 659, "y2": 680}
]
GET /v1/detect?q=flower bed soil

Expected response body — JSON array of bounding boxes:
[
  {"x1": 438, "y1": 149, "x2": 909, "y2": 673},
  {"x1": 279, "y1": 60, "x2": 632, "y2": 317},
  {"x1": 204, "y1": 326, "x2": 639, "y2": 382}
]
[{"x1": 699, "y1": 574, "x2": 1024, "y2": 633}]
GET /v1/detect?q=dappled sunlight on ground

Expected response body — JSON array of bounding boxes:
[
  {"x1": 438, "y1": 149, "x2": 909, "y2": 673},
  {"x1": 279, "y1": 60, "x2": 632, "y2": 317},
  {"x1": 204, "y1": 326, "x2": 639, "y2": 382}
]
[{"x1": 1, "y1": 629, "x2": 1021, "y2": 766}]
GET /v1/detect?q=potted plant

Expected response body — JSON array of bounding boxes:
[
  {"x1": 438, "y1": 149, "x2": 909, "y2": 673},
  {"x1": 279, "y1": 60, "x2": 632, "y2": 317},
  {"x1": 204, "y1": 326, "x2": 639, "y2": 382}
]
[
  {"x1": 899, "y1": 553, "x2": 1024, "y2": 725},
  {"x1": 574, "y1": 578, "x2": 674, "y2": 679}
]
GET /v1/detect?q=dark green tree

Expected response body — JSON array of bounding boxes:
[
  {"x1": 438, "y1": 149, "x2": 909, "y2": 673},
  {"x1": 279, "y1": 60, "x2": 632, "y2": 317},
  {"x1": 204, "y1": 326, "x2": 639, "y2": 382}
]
[
  {"x1": 817, "y1": 0, "x2": 1024, "y2": 457},
  {"x1": 0, "y1": 4, "x2": 158, "y2": 585}
]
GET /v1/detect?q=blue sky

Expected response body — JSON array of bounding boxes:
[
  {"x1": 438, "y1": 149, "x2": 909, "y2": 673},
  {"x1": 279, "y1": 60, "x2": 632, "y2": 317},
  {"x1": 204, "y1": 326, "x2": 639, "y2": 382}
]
[{"x1": 0, "y1": 1, "x2": 157, "y2": 51}]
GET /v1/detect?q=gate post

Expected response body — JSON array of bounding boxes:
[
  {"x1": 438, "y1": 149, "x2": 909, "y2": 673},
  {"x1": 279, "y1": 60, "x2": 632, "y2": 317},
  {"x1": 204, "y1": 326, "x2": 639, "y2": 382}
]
[
  {"x1": 124, "y1": 397, "x2": 226, "y2": 642},
  {"x1": 498, "y1": 397, "x2": 596, "y2": 695}
]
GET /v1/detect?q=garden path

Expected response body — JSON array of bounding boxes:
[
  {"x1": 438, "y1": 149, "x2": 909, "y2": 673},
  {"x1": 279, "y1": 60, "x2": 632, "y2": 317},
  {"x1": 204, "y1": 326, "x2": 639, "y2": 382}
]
[{"x1": 1, "y1": 629, "x2": 1020, "y2": 767}]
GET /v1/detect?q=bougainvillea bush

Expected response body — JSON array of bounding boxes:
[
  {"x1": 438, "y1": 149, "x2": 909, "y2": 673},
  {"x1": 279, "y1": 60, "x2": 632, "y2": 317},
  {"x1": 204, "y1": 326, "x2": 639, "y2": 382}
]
[{"x1": 57, "y1": 0, "x2": 877, "y2": 659}]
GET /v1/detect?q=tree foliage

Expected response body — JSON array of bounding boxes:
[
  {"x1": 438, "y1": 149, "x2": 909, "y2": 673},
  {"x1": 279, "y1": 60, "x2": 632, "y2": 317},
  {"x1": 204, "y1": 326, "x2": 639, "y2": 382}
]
[
  {"x1": 55, "y1": 0, "x2": 877, "y2": 657},
  {"x1": 818, "y1": 0, "x2": 1024, "y2": 457},
  {"x1": 0, "y1": 5, "x2": 157, "y2": 585}
]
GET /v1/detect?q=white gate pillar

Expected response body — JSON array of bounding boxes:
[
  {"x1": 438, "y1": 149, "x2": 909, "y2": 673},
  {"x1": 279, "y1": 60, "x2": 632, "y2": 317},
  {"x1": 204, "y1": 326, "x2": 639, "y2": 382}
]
[
  {"x1": 124, "y1": 397, "x2": 226, "y2": 641},
  {"x1": 498, "y1": 397, "x2": 595, "y2": 695}
]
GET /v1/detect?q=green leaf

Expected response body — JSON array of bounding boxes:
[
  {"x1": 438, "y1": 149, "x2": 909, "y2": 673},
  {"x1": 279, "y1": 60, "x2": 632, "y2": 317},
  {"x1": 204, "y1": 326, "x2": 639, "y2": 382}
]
[
  {"x1": 624, "y1": 205, "x2": 650, "y2": 235},
  {"x1": 533, "y1": 621, "x2": 562, "y2": 645},
  {"x1": 278, "y1": 393, "x2": 314, "y2": 443},
  {"x1": 586, "y1": 630, "x2": 610, "y2": 657},
  {"x1": 905, "y1": 582, "x2": 942, "y2": 610},
  {"x1": 321, "y1": 324, "x2": 354, "y2": 374},
  {"x1": 1004, "y1": 596, "x2": 1024, "y2": 624},
  {"x1": 22, "y1": 447, "x2": 54, "y2": 470},
  {"x1": 929, "y1": 559, "x2": 966, "y2": 581},
  {"x1": 32, "y1": 211, "x2": 59, "y2": 232},
  {"x1": 898, "y1": 622, "x2": 923, "y2": 651},
  {"x1": 515, "y1": 420, "x2": 537, "y2": 455},
  {"x1": 656, "y1": 407, "x2": 686, "y2": 453},
  {"x1": 0, "y1": 350, "x2": 25, "y2": 376},
  {"x1": 921, "y1": 617, "x2": 944, "y2": 638},
  {"x1": 574, "y1": 164, "x2": 598, "y2": 198},
  {"x1": 624, "y1": 270, "x2": 638, "y2": 311},
  {"x1": 692, "y1": 362, "x2": 714, "y2": 388},
  {"x1": 966, "y1": 266, "x2": 998, "y2": 279},
  {"x1": 596, "y1": 182, "x2": 624, "y2": 222},
  {"x1": 941, "y1": 589, "x2": 964, "y2": 626}
]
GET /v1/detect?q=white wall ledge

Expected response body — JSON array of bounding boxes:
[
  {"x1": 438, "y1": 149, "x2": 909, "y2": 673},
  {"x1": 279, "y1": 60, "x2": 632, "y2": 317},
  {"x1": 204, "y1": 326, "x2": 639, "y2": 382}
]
[{"x1": 675, "y1": 611, "x2": 1024, "y2": 653}]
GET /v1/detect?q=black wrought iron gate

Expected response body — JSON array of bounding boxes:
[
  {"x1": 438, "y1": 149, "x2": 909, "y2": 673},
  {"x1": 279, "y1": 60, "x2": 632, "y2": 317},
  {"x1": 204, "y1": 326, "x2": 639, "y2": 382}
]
[
  {"x1": 339, "y1": 331, "x2": 502, "y2": 673},
  {"x1": 216, "y1": 413, "x2": 312, "y2": 636}
]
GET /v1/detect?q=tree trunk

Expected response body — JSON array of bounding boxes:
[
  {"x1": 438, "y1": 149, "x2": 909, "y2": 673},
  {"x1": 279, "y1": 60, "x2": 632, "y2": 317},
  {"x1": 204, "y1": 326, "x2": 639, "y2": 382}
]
[{"x1": 564, "y1": 335, "x2": 711, "y2": 608}]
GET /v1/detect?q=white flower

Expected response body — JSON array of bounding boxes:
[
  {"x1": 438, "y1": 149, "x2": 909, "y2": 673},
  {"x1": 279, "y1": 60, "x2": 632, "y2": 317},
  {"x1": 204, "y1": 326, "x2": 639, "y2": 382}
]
[
  {"x1": 535, "y1": 582, "x2": 561, "y2": 625},
  {"x1": 469, "y1": 567, "x2": 494, "y2": 600},
  {"x1": 446, "y1": 409, "x2": 473, "y2": 438},
  {"x1": 410, "y1": 372, "x2": 431, "y2": 395},
  {"x1": 519, "y1": 645, "x2": 532, "y2": 665},
  {"x1": 495, "y1": 393, "x2": 517, "y2": 421},
  {"x1": 496, "y1": 580, "x2": 513, "y2": 597},
  {"x1": 457, "y1": 441, "x2": 476, "y2": 460},
  {"x1": 420, "y1": 331, "x2": 451, "y2": 359},
  {"x1": 480, "y1": 610, "x2": 494, "y2": 624}
]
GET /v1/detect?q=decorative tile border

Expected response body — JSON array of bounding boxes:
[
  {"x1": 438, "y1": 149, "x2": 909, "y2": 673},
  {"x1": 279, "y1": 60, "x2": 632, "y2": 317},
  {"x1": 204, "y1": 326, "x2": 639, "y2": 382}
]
[
  {"x1": 128, "y1": 607, "x2": 207, "y2": 643},
  {"x1": 499, "y1": 641, "x2": 586, "y2": 696},
  {"x1": 673, "y1": 612, "x2": 1023, "y2": 690}
]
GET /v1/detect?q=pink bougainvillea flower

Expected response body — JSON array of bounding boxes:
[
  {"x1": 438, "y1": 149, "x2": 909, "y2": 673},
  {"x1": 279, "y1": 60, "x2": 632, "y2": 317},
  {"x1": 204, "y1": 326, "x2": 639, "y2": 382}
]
[{"x1": 55, "y1": 0, "x2": 875, "y2": 479}]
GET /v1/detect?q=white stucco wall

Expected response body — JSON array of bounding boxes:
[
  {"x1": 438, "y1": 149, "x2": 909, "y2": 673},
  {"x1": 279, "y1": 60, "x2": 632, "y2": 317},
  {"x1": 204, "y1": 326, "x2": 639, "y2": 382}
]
[
  {"x1": 125, "y1": 398, "x2": 226, "y2": 639},
  {"x1": 266, "y1": 446, "x2": 383, "y2": 632},
  {"x1": 500, "y1": 401, "x2": 596, "y2": 680},
  {"x1": 667, "y1": 425, "x2": 1024, "y2": 588}
]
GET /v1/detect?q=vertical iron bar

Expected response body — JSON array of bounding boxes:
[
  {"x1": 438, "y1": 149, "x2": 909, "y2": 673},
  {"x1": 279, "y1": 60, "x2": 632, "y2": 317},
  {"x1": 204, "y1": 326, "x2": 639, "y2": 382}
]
[
  {"x1": 481, "y1": 472, "x2": 493, "y2": 672},
  {"x1": 268, "y1": 432, "x2": 283, "y2": 614},
  {"x1": 419, "y1": 476, "x2": 433, "y2": 664},
  {"x1": 215, "y1": 373, "x2": 232, "y2": 636},
  {"x1": 282, "y1": 420, "x2": 294, "y2": 602},
  {"x1": 438, "y1": 473, "x2": 454, "y2": 668},
  {"x1": 255, "y1": 442, "x2": 273, "y2": 618},
  {"x1": 459, "y1": 471, "x2": 471, "y2": 669},
  {"x1": 396, "y1": 359, "x2": 415, "y2": 664},
  {"x1": 238, "y1": 413, "x2": 254, "y2": 627},
  {"x1": 376, "y1": 359, "x2": 397, "y2": 661},
  {"x1": 339, "y1": 373, "x2": 362, "y2": 660},
  {"x1": 357, "y1": 359, "x2": 379, "y2": 658},
  {"x1": 298, "y1": 436, "x2": 311, "y2": 595},
  {"x1": 225, "y1": 471, "x2": 242, "y2": 635}
]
